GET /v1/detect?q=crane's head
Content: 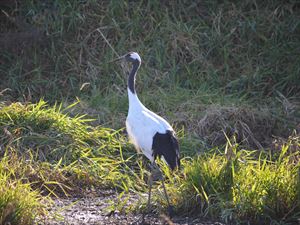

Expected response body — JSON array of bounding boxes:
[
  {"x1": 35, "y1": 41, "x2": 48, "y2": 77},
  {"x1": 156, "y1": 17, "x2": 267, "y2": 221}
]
[
  {"x1": 111, "y1": 52, "x2": 141, "y2": 64},
  {"x1": 124, "y1": 52, "x2": 141, "y2": 63}
]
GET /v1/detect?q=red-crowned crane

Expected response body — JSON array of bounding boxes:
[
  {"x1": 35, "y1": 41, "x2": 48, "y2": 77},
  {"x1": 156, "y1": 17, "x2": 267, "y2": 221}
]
[{"x1": 115, "y1": 52, "x2": 180, "y2": 220}]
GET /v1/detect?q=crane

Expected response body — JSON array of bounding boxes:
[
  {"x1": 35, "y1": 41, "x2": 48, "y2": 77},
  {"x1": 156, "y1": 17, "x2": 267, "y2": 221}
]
[{"x1": 114, "y1": 52, "x2": 180, "y2": 221}]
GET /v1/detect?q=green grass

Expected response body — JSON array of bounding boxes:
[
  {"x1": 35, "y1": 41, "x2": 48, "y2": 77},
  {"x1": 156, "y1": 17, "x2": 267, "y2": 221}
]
[
  {"x1": 136, "y1": 136, "x2": 300, "y2": 224},
  {"x1": 0, "y1": 101, "x2": 148, "y2": 222},
  {"x1": 1, "y1": 1, "x2": 299, "y2": 124},
  {"x1": 1, "y1": 0, "x2": 299, "y2": 148},
  {"x1": 1, "y1": 0, "x2": 300, "y2": 224},
  {"x1": 0, "y1": 101, "x2": 299, "y2": 224},
  {"x1": 0, "y1": 152, "x2": 48, "y2": 225},
  {"x1": 0, "y1": 100, "x2": 149, "y2": 191},
  {"x1": 171, "y1": 146, "x2": 300, "y2": 224}
]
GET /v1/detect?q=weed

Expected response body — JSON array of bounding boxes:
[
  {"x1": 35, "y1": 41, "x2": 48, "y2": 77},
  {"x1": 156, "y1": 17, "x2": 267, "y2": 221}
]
[
  {"x1": 0, "y1": 152, "x2": 49, "y2": 225},
  {"x1": 0, "y1": 100, "x2": 147, "y2": 223},
  {"x1": 171, "y1": 141, "x2": 300, "y2": 224}
]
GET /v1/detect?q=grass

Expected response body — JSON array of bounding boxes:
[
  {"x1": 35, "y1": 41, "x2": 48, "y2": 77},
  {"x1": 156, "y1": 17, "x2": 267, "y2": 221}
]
[
  {"x1": 1, "y1": 101, "x2": 299, "y2": 224},
  {"x1": 0, "y1": 100, "x2": 150, "y2": 191},
  {"x1": 0, "y1": 100, "x2": 149, "y2": 222},
  {"x1": 1, "y1": 1, "x2": 299, "y2": 125},
  {"x1": 0, "y1": 153, "x2": 47, "y2": 225},
  {"x1": 171, "y1": 143, "x2": 300, "y2": 224},
  {"x1": 0, "y1": 0, "x2": 300, "y2": 224},
  {"x1": 1, "y1": 0, "x2": 299, "y2": 150}
]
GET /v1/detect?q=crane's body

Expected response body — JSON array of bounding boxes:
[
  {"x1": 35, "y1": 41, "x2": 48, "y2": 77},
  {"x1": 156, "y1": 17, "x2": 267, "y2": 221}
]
[
  {"x1": 126, "y1": 89, "x2": 179, "y2": 169},
  {"x1": 115, "y1": 51, "x2": 180, "y2": 220}
]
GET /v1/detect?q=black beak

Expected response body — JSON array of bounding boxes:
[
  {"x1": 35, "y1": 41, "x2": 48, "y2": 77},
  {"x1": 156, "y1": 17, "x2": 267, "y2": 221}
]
[{"x1": 108, "y1": 54, "x2": 126, "y2": 63}]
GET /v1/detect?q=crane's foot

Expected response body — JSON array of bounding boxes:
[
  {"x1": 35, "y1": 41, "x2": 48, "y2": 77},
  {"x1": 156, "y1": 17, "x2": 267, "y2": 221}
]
[
  {"x1": 131, "y1": 213, "x2": 151, "y2": 225},
  {"x1": 167, "y1": 205, "x2": 175, "y2": 218}
]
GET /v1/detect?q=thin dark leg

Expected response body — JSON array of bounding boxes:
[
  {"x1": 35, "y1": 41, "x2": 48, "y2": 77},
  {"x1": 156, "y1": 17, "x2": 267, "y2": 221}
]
[
  {"x1": 153, "y1": 163, "x2": 174, "y2": 218},
  {"x1": 141, "y1": 165, "x2": 153, "y2": 223},
  {"x1": 147, "y1": 172, "x2": 153, "y2": 212},
  {"x1": 161, "y1": 178, "x2": 174, "y2": 217},
  {"x1": 161, "y1": 178, "x2": 170, "y2": 207}
]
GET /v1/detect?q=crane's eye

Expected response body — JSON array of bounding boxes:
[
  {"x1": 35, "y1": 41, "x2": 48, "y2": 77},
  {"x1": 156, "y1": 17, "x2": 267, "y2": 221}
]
[
  {"x1": 124, "y1": 52, "x2": 140, "y2": 62},
  {"x1": 124, "y1": 53, "x2": 131, "y2": 59}
]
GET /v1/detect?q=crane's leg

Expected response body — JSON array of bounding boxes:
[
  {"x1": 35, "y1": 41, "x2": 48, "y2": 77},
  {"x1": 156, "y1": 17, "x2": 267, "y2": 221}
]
[
  {"x1": 161, "y1": 177, "x2": 174, "y2": 217},
  {"x1": 152, "y1": 163, "x2": 174, "y2": 218},
  {"x1": 141, "y1": 164, "x2": 154, "y2": 223},
  {"x1": 146, "y1": 171, "x2": 153, "y2": 212}
]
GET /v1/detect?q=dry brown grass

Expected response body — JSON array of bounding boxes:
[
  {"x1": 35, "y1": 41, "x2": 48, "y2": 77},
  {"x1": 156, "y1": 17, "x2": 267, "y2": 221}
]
[{"x1": 193, "y1": 106, "x2": 277, "y2": 149}]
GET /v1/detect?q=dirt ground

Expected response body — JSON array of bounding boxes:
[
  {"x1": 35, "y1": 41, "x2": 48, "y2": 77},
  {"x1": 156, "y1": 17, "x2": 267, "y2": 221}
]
[{"x1": 39, "y1": 190, "x2": 225, "y2": 225}]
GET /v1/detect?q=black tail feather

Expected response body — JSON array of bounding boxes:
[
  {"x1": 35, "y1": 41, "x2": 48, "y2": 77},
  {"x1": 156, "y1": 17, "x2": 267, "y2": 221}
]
[{"x1": 152, "y1": 130, "x2": 180, "y2": 170}]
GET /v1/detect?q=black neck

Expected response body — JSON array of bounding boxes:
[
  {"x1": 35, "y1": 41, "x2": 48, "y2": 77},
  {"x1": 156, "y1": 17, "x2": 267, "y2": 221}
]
[{"x1": 128, "y1": 60, "x2": 140, "y2": 94}]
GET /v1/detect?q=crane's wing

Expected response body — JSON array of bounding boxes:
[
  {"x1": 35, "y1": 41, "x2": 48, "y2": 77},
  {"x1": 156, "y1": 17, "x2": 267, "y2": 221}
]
[
  {"x1": 152, "y1": 130, "x2": 180, "y2": 170},
  {"x1": 126, "y1": 109, "x2": 171, "y2": 162}
]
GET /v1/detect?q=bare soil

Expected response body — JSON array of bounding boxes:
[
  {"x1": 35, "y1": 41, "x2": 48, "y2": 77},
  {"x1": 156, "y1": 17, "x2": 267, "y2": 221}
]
[{"x1": 39, "y1": 190, "x2": 224, "y2": 225}]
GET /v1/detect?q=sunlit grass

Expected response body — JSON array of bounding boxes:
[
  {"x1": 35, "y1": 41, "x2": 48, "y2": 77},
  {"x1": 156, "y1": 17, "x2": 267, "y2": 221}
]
[
  {"x1": 0, "y1": 152, "x2": 48, "y2": 225},
  {"x1": 0, "y1": 100, "x2": 299, "y2": 224},
  {"x1": 0, "y1": 100, "x2": 147, "y2": 223},
  {"x1": 160, "y1": 142, "x2": 300, "y2": 224},
  {"x1": 0, "y1": 100, "x2": 148, "y2": 192}
]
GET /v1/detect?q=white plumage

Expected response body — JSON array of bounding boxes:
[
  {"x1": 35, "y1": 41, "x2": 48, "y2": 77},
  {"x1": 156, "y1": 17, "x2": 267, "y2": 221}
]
[{"x1": 126, "y1": 89, "x2": 173, "y2": 162}]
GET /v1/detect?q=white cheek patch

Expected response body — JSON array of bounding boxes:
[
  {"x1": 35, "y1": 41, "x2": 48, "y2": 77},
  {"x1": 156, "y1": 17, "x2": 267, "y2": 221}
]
[{"x1": 130, "y1": 52, "x2": 141, "y2": 62}]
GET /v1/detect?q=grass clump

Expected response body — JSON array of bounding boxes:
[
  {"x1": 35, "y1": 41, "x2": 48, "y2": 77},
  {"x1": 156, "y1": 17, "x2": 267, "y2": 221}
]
[
  {"x1": 0, "y1": 100, "x2": 147, "y2": 192},
  {"x1": 0, "y1": 100, "x2": 147, "y2": 223},
  {"x1": 0, "y1": 99, "x2": 112, "y2": 162},
  {"x1": 196, "y1": 106, "x2": 277, "y2": 149},
  {"x1": 232, "y1": 153, "x2": 299, "y2": 223},
  {"x1": 172, "y1": 141, "x2": 300, "y2": 224},
  {"x1": 0, "y1": 153, "x2": 47, "y2": 225}
]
